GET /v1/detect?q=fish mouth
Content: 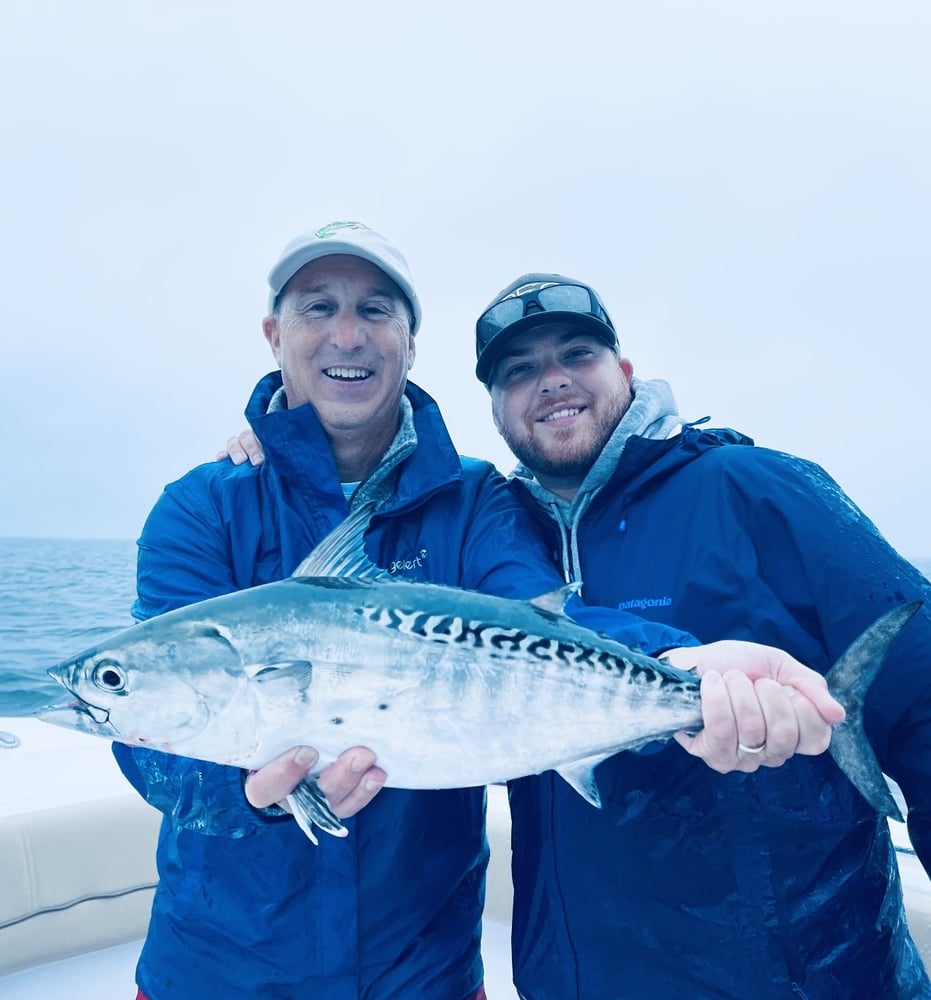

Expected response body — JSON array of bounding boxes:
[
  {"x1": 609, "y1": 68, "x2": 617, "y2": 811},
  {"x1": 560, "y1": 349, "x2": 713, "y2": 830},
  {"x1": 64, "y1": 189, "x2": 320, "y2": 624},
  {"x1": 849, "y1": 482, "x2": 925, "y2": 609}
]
[
  {"x1": 39, "y1": 662, "x2": 113, "y2": 731},
  {"x1": 35, "y1": 695, "x2": 115, "y2": 734}
]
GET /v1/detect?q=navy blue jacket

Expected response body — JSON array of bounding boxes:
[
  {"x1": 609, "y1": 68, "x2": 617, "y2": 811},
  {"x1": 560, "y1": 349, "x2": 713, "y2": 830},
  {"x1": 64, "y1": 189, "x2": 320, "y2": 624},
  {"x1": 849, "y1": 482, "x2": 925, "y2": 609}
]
[
  {"x1": 113, "y1": 373, "x2": 688, "y2": 1000},
  {"x1": 508, "y1": 426, "x2": 931, "y2": 1000}
]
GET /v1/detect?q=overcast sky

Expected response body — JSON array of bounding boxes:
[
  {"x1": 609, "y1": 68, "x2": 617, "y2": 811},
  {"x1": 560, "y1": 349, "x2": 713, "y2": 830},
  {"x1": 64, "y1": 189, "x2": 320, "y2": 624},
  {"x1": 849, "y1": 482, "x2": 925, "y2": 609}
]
[{"x1": 2, "y1": 1, "x2": 929, "y2": 560}]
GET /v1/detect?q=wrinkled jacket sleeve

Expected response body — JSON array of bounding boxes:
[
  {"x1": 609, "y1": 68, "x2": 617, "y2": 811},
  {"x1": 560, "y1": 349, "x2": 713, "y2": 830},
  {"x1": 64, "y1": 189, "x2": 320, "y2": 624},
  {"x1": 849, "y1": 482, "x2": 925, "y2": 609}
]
[
  {"x1": 113, "y1": 472, "x2": 276, "y2": 838},
  {"x1": 724, "y1": 448, "x2": 931, "y2": 874}
]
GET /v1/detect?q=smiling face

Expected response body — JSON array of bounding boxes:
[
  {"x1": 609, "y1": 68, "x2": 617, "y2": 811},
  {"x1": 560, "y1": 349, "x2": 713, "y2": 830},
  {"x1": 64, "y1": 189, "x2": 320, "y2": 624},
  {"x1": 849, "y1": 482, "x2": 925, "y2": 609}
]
[
  {"x1": 488, "y1": 324, "x2": 634, "y2": 499},
  {"x1": 262, "y1": 254, "x2": 415, "y2": 479}
]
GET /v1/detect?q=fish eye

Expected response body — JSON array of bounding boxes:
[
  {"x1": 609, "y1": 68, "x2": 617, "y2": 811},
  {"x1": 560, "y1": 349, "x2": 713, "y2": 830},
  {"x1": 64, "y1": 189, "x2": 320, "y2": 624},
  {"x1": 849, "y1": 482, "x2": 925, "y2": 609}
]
[{"x1": 92, "y1": 659, "x2": 126, "y2": 692}]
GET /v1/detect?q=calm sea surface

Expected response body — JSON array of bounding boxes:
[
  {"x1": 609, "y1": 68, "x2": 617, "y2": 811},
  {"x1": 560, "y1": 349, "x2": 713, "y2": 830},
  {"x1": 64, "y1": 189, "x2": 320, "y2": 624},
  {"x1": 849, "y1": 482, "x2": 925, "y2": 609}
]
[
  {"x1": 1, "y1": 537, "x2": 929, "y2": 718},
  {"x1": 0, "y1": 538, "x2": 138, "y2": 715}
]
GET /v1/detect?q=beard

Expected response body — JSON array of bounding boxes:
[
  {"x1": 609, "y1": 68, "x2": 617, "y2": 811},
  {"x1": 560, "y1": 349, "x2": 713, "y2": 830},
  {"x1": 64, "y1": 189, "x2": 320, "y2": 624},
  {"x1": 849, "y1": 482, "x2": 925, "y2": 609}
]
[
  {"x1": 504, "y1": 428, "x2": 604, "y2": 482},
  {"x1": 498, "y1": 398, "x2": 626, "y2": 485}
]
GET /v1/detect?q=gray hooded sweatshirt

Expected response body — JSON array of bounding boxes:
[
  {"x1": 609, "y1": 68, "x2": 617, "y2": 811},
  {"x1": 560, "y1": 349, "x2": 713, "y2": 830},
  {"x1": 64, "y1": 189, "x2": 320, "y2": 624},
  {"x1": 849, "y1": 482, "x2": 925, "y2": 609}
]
[{"x1": 509, "y1": 377, "x2": 682, "y2": 586}]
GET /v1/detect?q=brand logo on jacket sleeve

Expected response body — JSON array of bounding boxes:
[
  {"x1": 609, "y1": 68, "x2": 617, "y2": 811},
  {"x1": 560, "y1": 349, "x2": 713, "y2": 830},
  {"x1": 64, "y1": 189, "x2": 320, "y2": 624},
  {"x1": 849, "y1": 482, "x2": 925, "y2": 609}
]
[{"x1": 389, "y1": 549, "x2": 429, "y2": 576}]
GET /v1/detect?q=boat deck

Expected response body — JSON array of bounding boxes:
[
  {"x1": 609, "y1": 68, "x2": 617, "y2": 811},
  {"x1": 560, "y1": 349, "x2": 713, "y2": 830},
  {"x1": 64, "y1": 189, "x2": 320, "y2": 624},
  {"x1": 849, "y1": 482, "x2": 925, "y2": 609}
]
[
  {"x1": 0, "y1": 717, "x2": 517, "y2": 997},
  {"x1": 1, "y1": 716, "x2": 928, "y2": 997}
]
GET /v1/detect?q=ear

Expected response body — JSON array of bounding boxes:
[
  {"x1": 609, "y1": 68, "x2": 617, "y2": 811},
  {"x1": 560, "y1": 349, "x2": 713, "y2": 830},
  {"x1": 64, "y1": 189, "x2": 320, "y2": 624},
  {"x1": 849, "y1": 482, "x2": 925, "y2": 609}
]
[
  {"x1": 490, "y1": 393, "x2": 505, "y2": 435},
  {"x1": 263, "y1": 316, "x2": 282, "y2": 365},
  {"x1": 407, "y1": 332, "x2": 416, "y2": 370},
  {"x1": 619, "y1": 357, "x2": 634, "y2": 380}
]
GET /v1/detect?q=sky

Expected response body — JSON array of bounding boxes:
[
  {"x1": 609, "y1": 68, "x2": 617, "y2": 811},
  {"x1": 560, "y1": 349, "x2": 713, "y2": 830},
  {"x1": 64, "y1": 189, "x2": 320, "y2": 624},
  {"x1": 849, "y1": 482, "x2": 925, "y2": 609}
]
[{"x1": 1, "y1": 1, "x2": 929, "y2": 559}]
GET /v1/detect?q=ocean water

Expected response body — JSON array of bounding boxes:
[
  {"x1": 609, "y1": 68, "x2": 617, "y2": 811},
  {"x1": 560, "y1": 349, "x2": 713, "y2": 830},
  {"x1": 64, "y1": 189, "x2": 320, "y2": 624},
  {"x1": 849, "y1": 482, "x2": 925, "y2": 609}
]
[
  {"x1": 1, "y1": 537, "x2": 929, "y2": 718},
  {"x1": 0, "y1": 537, "x2": 137, "y2": 715}
]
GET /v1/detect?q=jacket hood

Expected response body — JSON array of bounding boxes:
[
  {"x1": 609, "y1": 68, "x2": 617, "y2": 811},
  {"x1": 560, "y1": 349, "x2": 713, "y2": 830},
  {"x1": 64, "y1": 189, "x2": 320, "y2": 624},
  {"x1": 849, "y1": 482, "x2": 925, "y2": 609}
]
[
  {"x1": 508, "y1": 377, "x2": 680, "y2": 581},
  {"x1": 507, "y1": 377, "x2": 752, "y2": 582}
]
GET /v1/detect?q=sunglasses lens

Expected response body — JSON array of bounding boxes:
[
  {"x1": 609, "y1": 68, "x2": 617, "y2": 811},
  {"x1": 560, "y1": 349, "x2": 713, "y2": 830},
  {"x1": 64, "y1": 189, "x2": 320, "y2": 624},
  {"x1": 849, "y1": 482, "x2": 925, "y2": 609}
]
[
  {"x1": 537, "y1": 285, "x2": 594, "y2": 314},
  {"x1": 478, "y1": 283, "x2": 604, "y2": 356},
  {"x1": 478, "y1": 298, "x2": 526, "y2": 344}
]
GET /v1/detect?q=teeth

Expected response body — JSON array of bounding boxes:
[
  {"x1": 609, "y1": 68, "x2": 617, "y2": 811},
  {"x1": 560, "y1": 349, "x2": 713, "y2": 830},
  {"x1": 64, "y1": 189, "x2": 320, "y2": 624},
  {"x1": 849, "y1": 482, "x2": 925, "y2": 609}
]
[
  {"x1": 543, "y1": 408, "x2": 581, "y2": 422},
  {"x1": 325, "y1": 367, "x2": 370, "y2": 380}
]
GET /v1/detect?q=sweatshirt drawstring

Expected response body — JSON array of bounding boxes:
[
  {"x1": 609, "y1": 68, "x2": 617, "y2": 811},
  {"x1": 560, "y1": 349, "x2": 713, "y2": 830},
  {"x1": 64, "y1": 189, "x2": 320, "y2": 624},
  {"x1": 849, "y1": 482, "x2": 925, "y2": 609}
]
[{"x1": 549, "y1": 501, "x2": 585, "y2": 587}]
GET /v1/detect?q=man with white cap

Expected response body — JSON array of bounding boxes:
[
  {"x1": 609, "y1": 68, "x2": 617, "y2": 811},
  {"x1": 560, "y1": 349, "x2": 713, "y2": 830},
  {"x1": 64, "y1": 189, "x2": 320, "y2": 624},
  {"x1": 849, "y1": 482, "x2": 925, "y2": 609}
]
[{"x1": 116, "y1": 220, "x2": 541, "y2": 1000}]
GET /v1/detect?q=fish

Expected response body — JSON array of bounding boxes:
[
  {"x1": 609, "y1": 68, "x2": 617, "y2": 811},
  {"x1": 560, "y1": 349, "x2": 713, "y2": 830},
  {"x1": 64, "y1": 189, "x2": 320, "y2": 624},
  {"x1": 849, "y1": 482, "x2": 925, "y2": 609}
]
[{"x1": 36, "y1": 502, "x2": 920, "y2": 843}]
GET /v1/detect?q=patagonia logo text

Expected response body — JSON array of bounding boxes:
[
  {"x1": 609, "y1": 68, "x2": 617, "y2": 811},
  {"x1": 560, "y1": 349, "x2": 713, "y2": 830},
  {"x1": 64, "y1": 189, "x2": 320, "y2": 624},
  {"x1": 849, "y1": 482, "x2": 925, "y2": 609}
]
[{"x1": 618, "y1": 596, "x2": 673, "y2": 611}]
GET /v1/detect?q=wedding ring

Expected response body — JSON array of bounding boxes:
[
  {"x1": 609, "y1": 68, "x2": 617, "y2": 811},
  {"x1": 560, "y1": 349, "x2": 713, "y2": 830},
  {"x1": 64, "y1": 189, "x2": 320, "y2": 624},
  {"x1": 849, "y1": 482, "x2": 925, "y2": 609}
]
[{"x1": 738, "y1": 742, "x2": 766, "y2": 755}]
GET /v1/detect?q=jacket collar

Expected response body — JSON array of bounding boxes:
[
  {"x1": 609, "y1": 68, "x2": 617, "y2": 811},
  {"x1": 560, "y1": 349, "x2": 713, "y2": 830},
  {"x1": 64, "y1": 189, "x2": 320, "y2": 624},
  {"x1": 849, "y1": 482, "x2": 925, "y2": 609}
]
[{"x1": 245, "y1": 371, "x2": 463, "y2": 516}]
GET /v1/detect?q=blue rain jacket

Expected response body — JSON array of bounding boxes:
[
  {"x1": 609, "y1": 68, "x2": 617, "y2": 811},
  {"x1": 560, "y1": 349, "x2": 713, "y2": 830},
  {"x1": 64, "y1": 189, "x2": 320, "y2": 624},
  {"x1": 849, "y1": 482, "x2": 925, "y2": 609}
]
[
  {"x1": 508, "y1": 425, "x2": 931, "y2": 1000},
  {"x1": 113, "y1": 373, "x2": 689, "y2": 1000}
]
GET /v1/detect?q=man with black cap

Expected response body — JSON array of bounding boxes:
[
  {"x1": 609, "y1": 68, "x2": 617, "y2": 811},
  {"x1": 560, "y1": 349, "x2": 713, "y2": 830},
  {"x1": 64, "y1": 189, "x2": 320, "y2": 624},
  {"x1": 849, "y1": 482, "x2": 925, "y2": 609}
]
[{"x1": 474, "y1": 273, "x2": 931, "y2": 998}]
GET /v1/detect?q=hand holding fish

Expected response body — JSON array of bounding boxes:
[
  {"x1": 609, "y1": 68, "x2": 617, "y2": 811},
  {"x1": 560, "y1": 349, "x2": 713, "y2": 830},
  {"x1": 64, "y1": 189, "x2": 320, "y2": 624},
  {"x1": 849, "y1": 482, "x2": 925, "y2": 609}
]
[
  {"x1": 216, "y1": 435, "x2": 847, "y2": 775},
  {"x1": 37, "y1": 496, "x2": 916, "y2": 840},
  {"x1": 664, "y1": 641, "x2": 843, "y2": 774},
  {"x1": 244, "y1": 745, "x2": 387, "y2": 818}
]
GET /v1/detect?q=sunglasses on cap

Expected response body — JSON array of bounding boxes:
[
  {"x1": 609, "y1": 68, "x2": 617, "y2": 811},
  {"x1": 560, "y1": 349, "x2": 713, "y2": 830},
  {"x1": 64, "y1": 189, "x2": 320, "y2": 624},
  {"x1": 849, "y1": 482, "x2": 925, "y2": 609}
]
[{"x1": 476, "y1": 281, "x2": 613, "y2": 352}]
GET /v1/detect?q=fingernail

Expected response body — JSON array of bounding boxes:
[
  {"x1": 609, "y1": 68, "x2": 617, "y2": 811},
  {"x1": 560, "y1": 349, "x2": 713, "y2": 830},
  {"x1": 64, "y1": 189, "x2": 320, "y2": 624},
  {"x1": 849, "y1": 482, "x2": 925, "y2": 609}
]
[
  {"x1": 295, "y1": 747, "x2": 317, "y2": 768},
  {"x1": 351, "y1": 754, "x2": 372, "y2": 773},
  {"x1": 363, "y1": 778, "x2": 381, "y2": 792},
  {"x1": 702, "y1": 670, "x2": 722, "y2": 686}
]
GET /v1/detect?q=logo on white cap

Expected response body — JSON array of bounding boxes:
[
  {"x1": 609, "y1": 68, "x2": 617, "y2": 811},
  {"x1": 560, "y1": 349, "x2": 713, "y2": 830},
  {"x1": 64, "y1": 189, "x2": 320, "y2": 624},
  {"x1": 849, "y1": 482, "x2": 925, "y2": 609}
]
[{"x1": 314, "y1": 221, "x2": 370, "y2": 239}]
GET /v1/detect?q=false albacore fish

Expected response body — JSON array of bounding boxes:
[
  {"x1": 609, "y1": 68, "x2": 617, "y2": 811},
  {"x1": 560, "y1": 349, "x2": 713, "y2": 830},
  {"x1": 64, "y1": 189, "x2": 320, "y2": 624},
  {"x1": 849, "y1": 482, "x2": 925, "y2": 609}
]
[{"x1": 37, "y1": 503, "x2": 920, "y2": 843}]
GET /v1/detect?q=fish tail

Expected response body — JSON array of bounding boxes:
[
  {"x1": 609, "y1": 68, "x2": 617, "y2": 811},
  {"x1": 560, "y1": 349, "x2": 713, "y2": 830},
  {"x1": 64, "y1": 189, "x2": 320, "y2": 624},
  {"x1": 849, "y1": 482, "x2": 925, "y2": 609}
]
[{"x1": 825, "y1": 601, "x2": 922, "y2": 822}]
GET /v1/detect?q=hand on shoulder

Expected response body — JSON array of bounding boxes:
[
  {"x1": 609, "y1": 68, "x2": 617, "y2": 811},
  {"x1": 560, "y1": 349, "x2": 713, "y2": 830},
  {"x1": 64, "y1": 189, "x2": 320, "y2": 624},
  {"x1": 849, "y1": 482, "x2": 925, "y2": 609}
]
[{"x1": 217, "y1": 429, "x2": 265, "y2": 466}]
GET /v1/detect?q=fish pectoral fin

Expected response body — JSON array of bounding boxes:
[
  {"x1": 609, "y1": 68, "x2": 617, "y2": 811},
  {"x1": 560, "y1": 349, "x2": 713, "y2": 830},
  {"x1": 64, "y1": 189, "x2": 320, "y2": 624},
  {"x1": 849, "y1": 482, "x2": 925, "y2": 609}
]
[
  {"x1": 183, "y1": 621, "x2": 237, "y2": 650},
  {"x1": 286, "y1": 776, "x2": 349, "y2": 845},
  {"x1": 245, "y1": 661, "x2": 314, "y2": 685},
  {"x1": 554, "y1": 754, "x2": 612, "y2": 808}
]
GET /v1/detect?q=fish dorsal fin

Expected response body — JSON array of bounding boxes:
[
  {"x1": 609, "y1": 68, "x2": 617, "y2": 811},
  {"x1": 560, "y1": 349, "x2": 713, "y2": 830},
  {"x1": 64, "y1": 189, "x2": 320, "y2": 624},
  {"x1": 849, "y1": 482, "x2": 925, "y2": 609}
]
[
  {"x1": 244, "y1": 661, "x2": 314, "y2": 686},
  {"x1": 554, "y1": 753, "x2": 612, "y2": 808},
  {"x1": 529, "y1": 582, "x2": 582, "y2": 616},
  {"x1": 293, "y1": 502, "x2": 391, "y2": 581}
]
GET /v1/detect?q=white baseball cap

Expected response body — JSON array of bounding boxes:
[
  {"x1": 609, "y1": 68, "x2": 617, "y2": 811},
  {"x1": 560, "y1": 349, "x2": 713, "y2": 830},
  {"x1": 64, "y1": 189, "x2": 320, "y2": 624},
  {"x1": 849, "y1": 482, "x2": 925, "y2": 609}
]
[{"x1": 266, "y1": 220, "x2": 422, "y2": 333}]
